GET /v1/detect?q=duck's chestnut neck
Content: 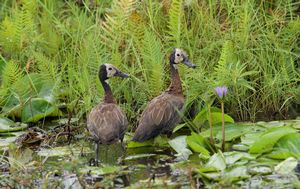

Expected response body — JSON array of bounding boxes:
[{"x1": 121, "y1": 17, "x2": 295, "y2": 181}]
[
  {"x1": 167, "y1": 53, "x2": 183, "y2": 96},
  {"x1": 99, "y1": 65, "x2": 116, "y2": 103}
]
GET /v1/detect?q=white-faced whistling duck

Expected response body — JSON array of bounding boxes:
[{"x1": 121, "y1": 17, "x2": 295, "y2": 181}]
[
  {"x1": 87, "y1": 64, "x2": 129, "y2": 164},
  {"x1": 132, "y1": 48, "x2": 196, "y2": 142}
]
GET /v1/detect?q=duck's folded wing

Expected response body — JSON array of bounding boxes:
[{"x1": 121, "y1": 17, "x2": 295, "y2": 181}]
[{"x1": 132, "y1": 94, "x2": 184, "y2": 142}]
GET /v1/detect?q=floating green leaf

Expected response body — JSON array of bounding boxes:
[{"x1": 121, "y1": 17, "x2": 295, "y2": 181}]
[
  {"x1": 202, "y1": 123, "x2": 258, "y2": 142},
  {"x1": 223, "y1": 151, "x2": 255, "y2": 165},
  {"x1": 168, "y1": 136, "x2": 192, "y2": 161},
  {"x1": 274, "y1": 157, "x2": 298, "y2": 174},
  {"x1": 268, "y1": 133, "x2": 300, "y2": 159},
  {"x1": 38, "y1": 146, "x2": 92, "y2": 157},
  {"x1": 203, "y1": 151, "x2": 226, "y2": 172},
  {"x1": 186, "y1": 132, "x2": 210, "y2": 157},
  {"x1": 80, "y1": 165, "x2": 123, "y2": 175},
  {"x1": 249, "y1": 126, "x2": 296, "y2": 154},
  {"x1": 0, "y1": 117, "x2": 27, "y2": 132}
]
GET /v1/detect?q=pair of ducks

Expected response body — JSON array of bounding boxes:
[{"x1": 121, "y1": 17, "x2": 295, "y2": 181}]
[{"x1": 87, "y1": 48, "x2": 196, "y2": 162}]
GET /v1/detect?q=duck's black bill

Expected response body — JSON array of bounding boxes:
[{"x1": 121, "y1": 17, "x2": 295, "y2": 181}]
[
  {"x1": 115, "y1": 71, "x2": 130, "y2": 78},
  {"x1": 183, "y1": 58, "x2": 196, "y2": 68}
]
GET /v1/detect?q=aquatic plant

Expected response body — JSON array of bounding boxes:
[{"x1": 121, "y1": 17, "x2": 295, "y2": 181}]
[{"x1": 215, "y1": 86, "x2": 228, "y2": 151}]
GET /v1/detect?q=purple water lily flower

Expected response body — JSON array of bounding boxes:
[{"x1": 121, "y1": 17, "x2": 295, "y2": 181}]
[{"x1": 215, "y1": 86, "x2": 228, "y2": 99}]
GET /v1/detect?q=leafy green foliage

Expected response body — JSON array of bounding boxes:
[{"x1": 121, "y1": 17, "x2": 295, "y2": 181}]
[
  {"x1": 142, "y1": 29, "x2": 164, "y2": 96},
  {"x1": 167, "y1": 0, "x2": 183, "y2": 46},
  {"x1": 0, "y1": 0, "x2": 299, "y2": 124}
]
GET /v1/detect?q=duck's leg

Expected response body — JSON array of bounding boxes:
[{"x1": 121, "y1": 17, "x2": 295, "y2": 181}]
[
  {"x1": 120, "y1": 138, "x2": 125, "y2": 151},
  {"x1": 95, "y1": 141, "x2": 100, "y2": 166},
  {"x1": 118, "y1": 138, "x2": 126, "y2": 165}
]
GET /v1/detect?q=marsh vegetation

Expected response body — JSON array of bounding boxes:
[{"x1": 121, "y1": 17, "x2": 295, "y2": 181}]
[{"x1": 0, "y1": 0, "x2": 299, "y2": 188}]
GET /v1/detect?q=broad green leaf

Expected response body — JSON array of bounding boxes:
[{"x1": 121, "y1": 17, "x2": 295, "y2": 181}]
[
  {"x1": 168, "y1": 136, "x2": 192, "y2": 161},
  {"x1": 127, "y1": 140, "x2": 154, "y2": 148},
  {"x1": 210, "y1": 112, "x2": 234, "y2": 125},
  {"x1": 231, "y1": 144, "x2": 249, "y2": 151},
  {"x1": 268, "y1": 133, "x2": 300, "y2": 159},
  {"x1": 21, "y1": 98, "x2": 61, "y2": 122},
  {"x1": 0, "y1": 117, "x2": 27, "y2": 132},
  {"x1": 1, "y1": 94, "x2": 22, "y2": 118},
  {"x1": 202, "y1": 123, "x2": 258, "y2": 142},
  {"x1": 241, "y1": 132, "x2": 265, "y2": 146},
  {"x1": 249, "y1": 126, "x2": 296, "y2": 154},
  {"x1": 80, "y1": 165, "x2": 123, "y2": 175},
  {"x1": 223, "y1": 151, "x2": 255, "y2": 165},
  {"x1": 274, "y1": 157, "x2": 298, "y2": 174},
  {"x1": 248, "y1": 165, "x2": 272, "y2": 175},
  {"x1": 224, "y1": 166, "x2": 249, "y2": 181},
  {"x1": 38, "y1": 146, "x2": 92, "y2": 157},
  {"x1": 257, "y1": 121, "x2": 285, "y2": 128},
  {"x1": 193, "y1": 107, "x2": 234, "y2": 127},
  {"x1": 37, "y1": 81, "x2": 55, "y2": 103},
  {"x1": 202, "y1": 151, "x2": 226, "y2": 172},
  {"x1": 186, "y1": 132, "x2": 210, "y2": 157}
]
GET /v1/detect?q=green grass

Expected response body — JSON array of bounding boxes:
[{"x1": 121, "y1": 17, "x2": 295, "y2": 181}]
[{"x1": 0, "y1": 0, "x2": 299, "y2": 125}]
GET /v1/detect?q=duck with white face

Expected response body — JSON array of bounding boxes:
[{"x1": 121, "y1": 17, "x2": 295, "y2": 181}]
[
  {"x1": 132, "y1": 48, "x2": 196, "y2": 142},
  {"x1": 171, "y1": 48, "x2": 196, "y2": 68},
  {"x1": 87, "y1": 63, "x2": 129, "y2": 165}
]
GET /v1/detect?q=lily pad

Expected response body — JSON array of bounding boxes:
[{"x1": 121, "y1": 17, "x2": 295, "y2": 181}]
[
  {"x1": 232, "y1": 144, "x2": 249, "y2": 151},
  {"x1": 268, "y1": 133, "x2": 300, "y2": 159},
  {"x1": 0, "y1": 117, "x2": 28, "y2": 132},
  {"x1": 127, "y1": 140, "x2": 153, "y2": 148},
  {"x1": 38, "y1": 146, "x2": 92, "y2": 157},
  {"x1": 168, "y1": 136, "x2": 192, "y2": 161},
  {"x1": 224, "y1": 166, "x2": 249, "y2": 181},
  {"x1": 80, "y1": 165, "x2": 123, "y2": 175},
  {"x1": 223, "y1": 151, "x2": 255, "y2": 165},
  {"x1": 203, "y1": 151, "x2": 226, "y2": 172},
  {"x1": 202, "y1": 123, "x2": 258, "y2": 142},
  {"x1": 248, "y1": 165, "x2": 273, "y2": 175},
  {"x1": 257, "y1": 121, "x2": 285, "y2": 128},
  {"x1": 0, "y1": 132, "x2": 26, "y2": 148},
  {"x1": 274, "y1": 157, "x2": 298, "y2": 174},
  {"x1": 186, "y1": 132, "x2": 210, "y2": 157},
  {"x1": 124, "y1": 153, "x2": 157, "y2": 161},
  {"x1": 249, "y1": 126, "x2": 296, "y2": 154}
]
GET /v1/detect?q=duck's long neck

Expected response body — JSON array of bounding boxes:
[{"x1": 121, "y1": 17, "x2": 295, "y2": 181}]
[
  {"x1": 101, "y1": 80, "x2": 116, "y2": 103},
  {"x1": 167, "y1": 63, "x2": 183, "y2": 95}
]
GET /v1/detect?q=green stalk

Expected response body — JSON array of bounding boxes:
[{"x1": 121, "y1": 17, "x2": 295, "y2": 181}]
[
  {"x1": 208, "y1": 105, "x2": 214, "y2": 145},
  {"x1": 221, "y1": 101, "x2": 225, "y2": 152}
]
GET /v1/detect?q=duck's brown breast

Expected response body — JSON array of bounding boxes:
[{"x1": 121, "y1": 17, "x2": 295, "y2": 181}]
[{"x1": 87, "y1": 103, "x2": 128, "y2": 144}]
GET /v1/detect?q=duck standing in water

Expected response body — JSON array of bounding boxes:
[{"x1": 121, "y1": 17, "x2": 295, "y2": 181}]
[
  {"x1": 87, "y1": 64, "x2": 129, "y2": 164},
  {"x1": 133, "y1": 48, "x2": 196, "y2": 142}
]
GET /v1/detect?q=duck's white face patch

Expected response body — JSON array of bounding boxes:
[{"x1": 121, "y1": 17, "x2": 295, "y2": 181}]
[
  {"x1": 105, "y1": 63, "x2": 117, "y2": 78},
  {"x1": 174, "y1": 48, "x2": 187, "y2": 64}
]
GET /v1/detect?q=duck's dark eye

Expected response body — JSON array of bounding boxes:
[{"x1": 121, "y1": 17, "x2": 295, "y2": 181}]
[
  {"x1": 176, "y1": 53, "x2": 180, "y2": 56},
  {"x1": 108, "y1": 67, "x2": 112, "y2": 71}
]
